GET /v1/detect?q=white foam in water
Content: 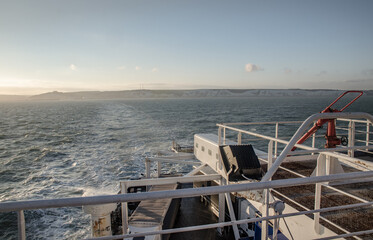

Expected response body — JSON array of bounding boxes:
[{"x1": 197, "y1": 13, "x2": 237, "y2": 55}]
[{"x1": 82, "y1": 187, "x2": 117, "y2": 197}]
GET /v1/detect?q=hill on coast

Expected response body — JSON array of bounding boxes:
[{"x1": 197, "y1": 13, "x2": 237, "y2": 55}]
[
  {"x1": 29, "y1": 89, "x2": 373, "y2": 101},
  {"x1": 1, "y1": 89, "x2": 372, "y2": 101}
]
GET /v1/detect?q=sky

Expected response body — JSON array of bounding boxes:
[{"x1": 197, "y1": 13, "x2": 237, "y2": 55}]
[{"x1": 1, "y1": 0, "x2": 373, "y2": 95}]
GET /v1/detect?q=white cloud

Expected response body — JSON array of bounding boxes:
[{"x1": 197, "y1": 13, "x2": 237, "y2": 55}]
[
  {"x1": 284, "y1": 68, "x2": 292, "y2": 74},
  {"x1": 152, "y1": 67, "x2": 159, "y2": 72},
  {"x1": 135, "y1": 66, "x2": 141, "y2": 71},
  {"x1": 70, "y1": 64, "x2": 77, "y2": 71},
  {"x1": 117, "y1": 66, "x2": 126, "y2": 70},
  {"x1": 245, "y1": 63, "x2": 261, "y2": 72}
]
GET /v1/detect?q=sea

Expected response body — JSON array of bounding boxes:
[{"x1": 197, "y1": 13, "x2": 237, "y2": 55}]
[{"x1": 0, "y1": 96, "x2": 372, "y2": 239}]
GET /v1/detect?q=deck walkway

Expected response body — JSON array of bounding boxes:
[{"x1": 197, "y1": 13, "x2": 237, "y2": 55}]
[
  {"x1": 170, "y1": 183, "x2": 228, "y2": 240},
  {"x1": 129, "y1": 184, "x2": 178, "y2": 228}
]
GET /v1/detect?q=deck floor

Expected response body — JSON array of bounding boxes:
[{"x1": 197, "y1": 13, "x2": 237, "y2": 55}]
[
  {"x1": 129, "y1": 184, "x2": 178, "y2": 227},
  {"x1": 169, "y1": 184, "x2": 229, "y2": 240},
  {"x1": 268, "y1": 155, "x2": 373, "y2": 240}
]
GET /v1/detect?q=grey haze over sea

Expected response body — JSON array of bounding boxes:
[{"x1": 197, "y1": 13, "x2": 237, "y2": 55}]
[{"x1": 1, "y1": 96, "x2": 372, "y2": 239}]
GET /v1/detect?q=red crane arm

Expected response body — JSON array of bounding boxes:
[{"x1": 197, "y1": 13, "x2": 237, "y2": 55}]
[
  {"x1": 292, "y1": 91, "x2": 363, "y2": 151},
  {"x1": 322, "y1": 91, "x2": 363, "y2": 113}
]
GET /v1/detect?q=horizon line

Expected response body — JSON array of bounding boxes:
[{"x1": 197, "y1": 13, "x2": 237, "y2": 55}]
[{"x1": 1, "y1": 88, "x2": 371, "y2": 97}]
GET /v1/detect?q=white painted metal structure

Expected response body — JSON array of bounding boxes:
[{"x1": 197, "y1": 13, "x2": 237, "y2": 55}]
[{"x1": 0, "y1": 112, "x2": 372, "y2": 240}]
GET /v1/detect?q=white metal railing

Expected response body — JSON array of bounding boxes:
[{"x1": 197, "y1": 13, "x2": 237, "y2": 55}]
[
  {"x1": 1, "y1": 172, "x2": 373, "y2": 240},
  {"x1": 217, "y1": 112, "x2": 373, "y2": 180},
  {"x1": 85, "y1": 201, "x2": 373, "y2": 240},
  {"x1": 220, "y1": 115, "x2": 372, "y2": 157}
]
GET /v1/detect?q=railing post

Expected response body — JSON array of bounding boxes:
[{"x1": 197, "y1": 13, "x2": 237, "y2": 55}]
[
  {"x1": 314, "y1": 154, "x2": 326, "y2": 234},
  {"x1": 223, "y1": 127, "x2": 226, "y2": 145},
  {"x1": 237, "y1": 132, "x2": 242, "y2": 145},
  {"x1": 274, "y1": 123, "x2": 279, "y2": 157},
  {"x1": 262, "y1": 188, "x2": 269, "y2": 240},
  {"x1": 17, "y1": 210, "x2": 26, "y2": 240},
  {"x1": 218, "y1": 177, "x2": 225, "y2": 235},
  {"x1": 348, "y1": 121, "x2": 355, "y2": 157},
  {"x1": 225, "y1": 193, "x2": 240, "y2": 240},
  {"x1": 121, "y1": 182, "x2": 128, "y2": 235},
  {"x1": 145, "y1": 158, "x2": 151, "y2": 178},
  {"x1": 268, "y1": 141, "x2": 273, "y2": 178},
  {"x1": 273, "y1": 211, "x2": 279, "y2": 240},
  {"x1": 157, "y1": 161, "x2": 161, "y2": 178},
  {"x1": 366, "y1": 122, "x2": 370, "y2": 152},
  {"x1": 312, "y1": 122, "x2": 316, "y2": 155},
  {"x1": 218, "y1": 126, "x2": 222, "y2": 146}
]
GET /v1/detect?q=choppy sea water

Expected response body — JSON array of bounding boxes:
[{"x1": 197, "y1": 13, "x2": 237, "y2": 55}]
[{"x1": 0, "y1": 96, "x2": 372, "y2": 239}]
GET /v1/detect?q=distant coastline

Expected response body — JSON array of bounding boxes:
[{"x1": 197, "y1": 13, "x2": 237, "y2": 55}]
[{"x1": 0, "y1": 89, "x2": 372, "y2": 102}]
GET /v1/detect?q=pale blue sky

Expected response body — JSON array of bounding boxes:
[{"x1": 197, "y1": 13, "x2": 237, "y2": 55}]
[{"x1": 1, "y1": 0, "x2": 373, "y2": 94}]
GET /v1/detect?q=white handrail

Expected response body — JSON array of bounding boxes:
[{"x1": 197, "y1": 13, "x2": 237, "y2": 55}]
[
  {"x1": 221, "y1": 120, "x2": 303, "y2": 126},
  {"x1": 218, "y1": 112, "x2": 373, "y2": 173},
  {"x1": 1, "y1": 171, "x2": 373, "y2": 212},
  {"x1": 84, "y1": 201, "x2": 373, "y2": 240}
]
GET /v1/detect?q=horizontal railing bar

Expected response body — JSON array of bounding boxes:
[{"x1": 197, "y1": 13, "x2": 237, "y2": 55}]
[
  {"x1": 338, "y1": 118, "x2": 371, "y2": 124},
  {"x1": 221, "y1": 121, "x2": 304, "y2": 126},
  {"x1": 240, "y1": 135, "x2": 326, "y2": 142},
  {"x1": 84, "y1": 201, "x2": 373, "y2": 240},
  {"x1": 147, "y1": 158, "x2": 200, "y2": 165},
  {"x1": 314, "y1": 229, "x2": 373, "y2": 240},
  {"x1": 288, "y1": 145, "x2": 373, "y2": 155},
  {"x1": 1, "y1": 171, "x2": 373, "y2": 212},
  {"x1": 149, "y1": 154, "x2": 195, "y2": 160},
  {"x1": 120, "y1": 174, "x2": 222, "y2": 188},
  {"x1": 216, "y1": 124, "x2": 304, "y2": 148},
  {"x1": 355, "y1": 139, "x2": 373, "y2": 145},
  {"x1": 354, "y1": 129, "x2": 373, "y2": 134},
  {"x1": 334, "y1": 127, "x2": 373, "y2": 134},
  {"x1": 335, "y1": 127, "x2": 349, "y2": 131}
]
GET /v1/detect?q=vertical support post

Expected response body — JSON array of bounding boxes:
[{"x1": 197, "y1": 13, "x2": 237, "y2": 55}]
[
  {"x1": 273, "y1": 213, "x2": 279, "y2": 240},
  {"x1": 366, "y1": 122, "x2": 370, "y2": 151},
  {"x1": 274, "y1": 123, "x2": 279, "y2": 157},
  {"x1": 312, "y1": 132, "x2": 316, "y2": 155},
  {"x1": 237, "y1": 132, "x2": 242, "y2": 145},
  {"x1": 145, "y1": 158, "x2": 151, "y2": 178},
  {"x1": 225, "y1": 192, "x2": 240, "y2": 240},
  {"x1": 218, "y1": 177, "x2": 225, "y2": 235},
  {"x1": 314, "y1": 154, "x2": 326, "y2": 234},
  {"x1": 121, "y1": 182, "x2": 128, "y2": 235},
  {"x1": 223, "y1": 127, "x2": 226, "y2": 145},
  {"x1": 348, "y1": 121, "x2": 355, "y2": 157},
  {"x1": 218, "y1": 126, "x2": 222, "y2": 146},
  {"x1": 325, "y1": 155, "x2": 330, "y2": 176},
  {"x1": 157, "y1": 161, "x2": 161, "y2": 178},
  {"x1": 262, "y1": 141, "x2": 274, "y2": 240},
  {"x1": 268, "y1": 141, "x2": 273, "y2": 178},
  {"x1": 351, "y1": 121, "x2": 355, "y2": 158},
  {"x1": 17, "y1": 210, "x2": 26, "y2": 240},
  {"x1": 262, "y1": 188, "x2": 269, "y2": 240},
  {"x1": 348, "y1": 121, "x2": 352, "y2": 157}
]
